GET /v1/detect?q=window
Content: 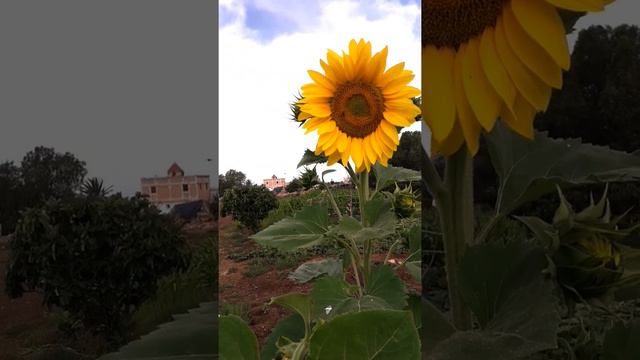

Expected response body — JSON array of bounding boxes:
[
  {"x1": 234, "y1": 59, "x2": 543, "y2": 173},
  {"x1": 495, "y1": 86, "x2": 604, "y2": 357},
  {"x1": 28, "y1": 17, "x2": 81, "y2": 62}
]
[
  {"x1": 183, "y1": 184, "x2": 189, "y2": 192},
  {"x1": 151, "y1": 186, "x2": 156, "y2": 194}
]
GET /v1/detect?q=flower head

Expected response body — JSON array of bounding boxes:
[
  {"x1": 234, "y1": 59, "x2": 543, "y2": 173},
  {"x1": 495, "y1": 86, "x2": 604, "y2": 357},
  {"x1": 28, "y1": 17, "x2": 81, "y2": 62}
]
[
  {"x1": 422, "y1": 0, "x2": 615, "y2": 156},
  {"x1": 298, "y1": 39, "x2": 421, "y2": 173}
]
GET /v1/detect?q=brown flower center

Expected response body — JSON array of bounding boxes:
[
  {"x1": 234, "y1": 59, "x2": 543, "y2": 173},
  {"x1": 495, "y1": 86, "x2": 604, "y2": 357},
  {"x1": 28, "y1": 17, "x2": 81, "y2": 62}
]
[
  {"x1": 422, "y1": 0, "x2": 509, "y2": 49},
  {"x1": 331, "y1": 81, "x2": 384, "y2": 138}
]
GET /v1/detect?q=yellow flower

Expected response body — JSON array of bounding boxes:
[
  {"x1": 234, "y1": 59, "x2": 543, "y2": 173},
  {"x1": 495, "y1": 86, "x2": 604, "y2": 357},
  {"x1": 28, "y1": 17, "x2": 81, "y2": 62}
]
[
  {"x1": 298, "y1": 39, "x2": 421, "y2": 173},
  {"x1": 422, "y1": 0, "x2": 615, "y2": 156}
]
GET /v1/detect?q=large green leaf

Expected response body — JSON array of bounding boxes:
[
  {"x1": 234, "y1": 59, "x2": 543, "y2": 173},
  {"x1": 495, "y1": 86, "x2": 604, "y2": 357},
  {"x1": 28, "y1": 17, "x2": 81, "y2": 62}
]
[
  {"x1": 331, "y1": 200, "x2": 396, "y2": 243},
  {"x1": 422, "y1": 298, "x2": 455, "y2": 352},
  {"x1": 366, "y1": 265, "x2": 407, "y2": 310},
  {"x1": 251, "y1": 206, "x2": 329, "y2": 251},
  {"x1": 310, "y1": 276, "x2": 391, "y2": 319},
  {"x1": 297, "y1": 149, "x2": 328, "y2": 168},
  {"x1": 428, "y1": 331, "x2": 538, "y2": 360},
  {"x1": 308, "y1": 310, "x2": 421, "y2": 360},
  {"x1": 288, "y1": 258, "x2": 343, "y2": 284},
  {"x1": 457, "y1": 242, "x2": 560, "y2": 356},
  {"x1": 270, "y1": 293, "x2": 313, "y2": 334},
  {"x1": 99, "y1": 302, "x2": 217, "y2": 360},
  {"x1": 260, "y1": 314, "x2": 305, "y2": 360},
  {"x1": 373, "y1": 164, "x2": 420, "y2": 192},
  {"x1": 486, "y1": 120, "x2": 640, "y2": 216},
  {"x1": 515, "y1": 215, "x2": 560, "y2": 251},
  {"x1": 602, "y1": 320, "x2": 640, "y2": 360},
  {"x1": 219, "y1": 314, "x2": 259, "y2": 360}
]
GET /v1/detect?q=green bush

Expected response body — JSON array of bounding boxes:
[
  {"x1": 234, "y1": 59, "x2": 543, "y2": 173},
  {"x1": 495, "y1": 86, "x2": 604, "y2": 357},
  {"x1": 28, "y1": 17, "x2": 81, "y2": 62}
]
[
  {"x1": 5, "y1": 195, "x2": 189, "y2": 343},
  {"x1": 221, "y1": 184, "x2": 279, "y2": 232}
]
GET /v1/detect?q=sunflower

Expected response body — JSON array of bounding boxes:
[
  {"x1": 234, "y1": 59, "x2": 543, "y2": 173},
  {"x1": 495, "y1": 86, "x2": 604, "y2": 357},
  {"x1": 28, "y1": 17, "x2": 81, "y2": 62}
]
[
  {"x1": 422, "y1": 0, "x2": 615, "y2": 156},
  {"x1": 297, "y1": 39, "x2": 421, "y2": 173}
]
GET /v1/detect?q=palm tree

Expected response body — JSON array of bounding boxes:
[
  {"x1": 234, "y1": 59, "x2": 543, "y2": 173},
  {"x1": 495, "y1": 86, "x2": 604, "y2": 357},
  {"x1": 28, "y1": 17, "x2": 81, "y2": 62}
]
[
  {"x1": 299, "y1": 166, "x2": 319, "y2": 190},
  {"x1": 81, "y1": 177, "x2": 113, "y2": 198}
]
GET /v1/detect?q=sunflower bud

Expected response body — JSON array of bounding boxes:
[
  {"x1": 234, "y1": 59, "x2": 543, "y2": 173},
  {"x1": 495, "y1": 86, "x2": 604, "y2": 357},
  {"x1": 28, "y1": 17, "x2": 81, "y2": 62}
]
[
  {"x1": 392, "y1": 184, "x2": 418, "y2": 218},
  {"x1": 551, "y1": 185, "x2": 634, "y2": 298}
]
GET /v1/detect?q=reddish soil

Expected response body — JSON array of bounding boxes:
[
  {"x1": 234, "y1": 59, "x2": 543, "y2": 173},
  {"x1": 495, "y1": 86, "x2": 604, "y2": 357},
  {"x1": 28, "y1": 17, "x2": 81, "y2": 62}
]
[{"x1": 218, "y1": 216, "x2": 421, "y2": 346}]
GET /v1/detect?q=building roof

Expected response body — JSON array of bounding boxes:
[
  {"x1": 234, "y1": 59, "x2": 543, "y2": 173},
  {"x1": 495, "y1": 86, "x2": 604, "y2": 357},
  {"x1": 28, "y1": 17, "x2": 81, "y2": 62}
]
[{"x1": 167, "y1": 162, "x2": 184, "y2": 176}]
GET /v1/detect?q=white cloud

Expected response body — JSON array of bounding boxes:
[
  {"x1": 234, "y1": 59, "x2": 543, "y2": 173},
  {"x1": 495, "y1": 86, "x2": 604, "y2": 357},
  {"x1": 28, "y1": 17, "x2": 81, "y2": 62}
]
[{"x1": 219, "y1": 0, "x2": 421, "y2": 185}]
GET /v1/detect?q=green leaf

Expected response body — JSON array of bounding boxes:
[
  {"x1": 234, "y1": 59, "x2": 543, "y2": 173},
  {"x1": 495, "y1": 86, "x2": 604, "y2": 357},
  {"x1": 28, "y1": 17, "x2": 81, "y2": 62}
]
[
  {"x1": 404, "y1": 261, "x2": 421, "y2": 283},
  {"x1": 514, "y1": 215, "x2": 560, "y2": 251},
  {"x1": 486, "y1": 120, "x2": 640, "y2": 216},
  {"x1": 269, "y1": 293, "x2": 313, "y2": 334},
  {"x1": 288, "y1": 258, "x2": 343, "y2": 284},
  {"x1": 261, "y1": 315, "x2": 305, "y2": 360},
  {"x1": 602, "y1": 320, "x2": 640, "y2": 360},
  {"x1": 559, "y1": 9, "x2": 586, "y2": 34},
  {"x1": 373, "y1": 164, "x2": 420, "y2": 193},
  {"x1": 365, "y1": 265, "x2": 407, "y2": 310},
  {"x1": 297, "y1": 149, "x2": 328, "y2": 168},
  {"x1": 308, "y1": 310, "x2": 420, "y2": 360},
  {"x1": 422, "y1": 299, "x2": 455, "y2": 352},
  {"x1": 428, "y1": 331, "x2": 538, "y2": 360},
  {"x1": 251, "y1": 205, "x2": 329, "y2": 251},
  {"x1": 310, "y1": 276, "x2": 390, "y2": 319},
  {"x1": 457, "y1": 242, "x2": 560, "y2": 356},
  {"x1": 407, "y1": 294, "x2": 421, "y2": 330},
  {"x1": 219, "y1": 314, "x2": 259, "y2": 360},
  {"x1": 100, "y1": 302, "x2": 218, "y2": 360},
  {"x1": 363, "y1": 198, "x2": 397, "y2": 229}
]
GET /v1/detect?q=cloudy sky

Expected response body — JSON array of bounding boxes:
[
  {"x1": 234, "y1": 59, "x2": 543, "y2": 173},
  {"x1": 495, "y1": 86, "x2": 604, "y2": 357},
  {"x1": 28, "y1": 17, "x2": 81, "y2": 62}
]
[
  {"x1": 219, "y1": 0, "x2": 422, "y2": 184},
  {"x1": 0, "y1": 1, "x2": 217, "y2": 196}
]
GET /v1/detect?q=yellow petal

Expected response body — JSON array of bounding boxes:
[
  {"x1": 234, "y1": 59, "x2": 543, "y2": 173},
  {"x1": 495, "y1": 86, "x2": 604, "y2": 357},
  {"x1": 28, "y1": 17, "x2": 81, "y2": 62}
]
[
  {"x1": 501, "y1": 95, "x2": 536, "y2": 139},
  {"x1": 423, "y1": 46, "x2": 456, "y2": 141},
  {"x1": 380, "y1": 121, "x2": 400, "y2": 146},
  {"x1": 544, "y1": 0, "x2": 604, "y2": 12},
  {"x1": 479, "y1": 27, "x2": 517, "y2": 111},
  {"x1": 378, "y1": 62, "x2": 405, "y2": 87},
  {"x1": 341, "y1": 138, "x2": 352, "y2": 166},
  {"x1": 326, "y1": 49, "x2": 347, "y2": 83},
  {"x1": 453, "y1": 46, "x2": 481, "y2": 156},
  {"x1": 512, "y1": 0, "x2": 570, "y2": 70},
  {"x1": 383, "y1": 111, "x2": 413, "y2": 127},
  {"x1": 435, "y1": 122, "x2": 465, "y2": 156},
  {"x1": 308, "y1": 70, "x2": 335, "y2": 91},
  {"x1": 327, "y1": 151, "x2": 341, "y2": 166},
  {"x1": 317, "y1": 120, "x2": 336, "y2": 135},
  {"x1": 336, "y1": 131, "x2": 349, "y2": 152},
  {"x1": 301, "y1": 83, "x2": 334, "y2": 98},
  {"x1": 461, "y1": 38, "x2": 500, "y2": 132},
  {"x1": 351, "y1": 137, "x2": 364, "y2": 168},
  {"x1": 494, "y1": 17, "x2": 552, "y2": 111},
  {"x1": 503, "y1": 3, "x2": 563, "y2": 89}
]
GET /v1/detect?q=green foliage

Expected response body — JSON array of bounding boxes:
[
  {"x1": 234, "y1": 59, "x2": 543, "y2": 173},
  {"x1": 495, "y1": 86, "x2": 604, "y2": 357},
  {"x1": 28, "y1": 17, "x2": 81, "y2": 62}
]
[
  {"x1": 296, "y1": 149, "x2": 328, "y2": 169},
  {"x1": 285, "y1": 178, "x2": 303, "y2": 193},
  {"x1": 219, "y1": 169, "x2": 250, "y2": 195},
  {"x1": 222, "y1": 184, "x2": 278, "y2": 232},
  {"x1": 260, "y1": 190, "x2": 322, "y2": 229},
  {"x1": 81, "y1": 177, "x2": 113, "y2": 198},
  {"x1": 219, "y1": 302, "x2": 251, "y2": 323},
  {"x1": 307, "y1": 310, "x2": 420, "y2": 360},
  {"x1": 5, "y1": 194, "x2": 189, "y2": 342},
  {"x1": 130, "y1": 235, "x2": 217, "y2": 338},
  {"x1": 485, "y1": 120, "x2": 640, "y2": 216},
  {"x1": 288, "y1": 258, "x2": 342, "y2": 284},
  {"x1": 389, "y1": 131, "x2": 422, "y2": 171},
  {"x1": 251, "y1": 205, "x2": 329, "y2": 251},
  {"x1": 100, "y1": 302, "x2": 217, "y2": 360},
  {"x1": 0, "y1": 147, "x2": 87, "y2": 235},
  {"x1": 602, "y1": 320, "x2": 640, "y2": 360},
  {"x1": 299, "y1": 166, "x2": 320, "y2": 190},
  {"x1": 426, "y1": 242, "x2": 560, "y2": 359},
  {"x1": 220, "y1": 315, "x2": 259, "y2": 360}
]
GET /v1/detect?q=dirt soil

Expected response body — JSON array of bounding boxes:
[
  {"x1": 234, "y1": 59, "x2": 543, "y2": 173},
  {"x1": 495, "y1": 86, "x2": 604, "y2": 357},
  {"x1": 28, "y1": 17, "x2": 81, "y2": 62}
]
[{"x1": 218, "y1": 216, "x2": 421, "y2": 346}]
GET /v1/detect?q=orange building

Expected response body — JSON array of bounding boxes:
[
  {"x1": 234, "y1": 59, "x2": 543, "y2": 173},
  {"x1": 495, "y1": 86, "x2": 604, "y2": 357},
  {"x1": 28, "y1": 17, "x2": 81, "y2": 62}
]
[
  {"x1": 263, "y1": 175, "x2": 286, "y2": 190},
  {"x1": 140, "y1": 163, "x2": 211, "y2": 213}
]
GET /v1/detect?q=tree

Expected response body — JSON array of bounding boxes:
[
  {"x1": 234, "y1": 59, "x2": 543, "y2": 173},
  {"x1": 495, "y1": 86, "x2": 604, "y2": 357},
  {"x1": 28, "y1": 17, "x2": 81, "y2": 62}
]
[
  {"x1": 81, "y1": 177, "x2": 113, "y2": 198},
  {"x1": 5, "y1": 194, "x2": 189, "y2": 342},
  {"x1": 0, "y1": 162, "x2": 22, "y2": 235},
  {"x1": 20, "y1": 146, "x2": 87, "y2": 203},
  {"x1": 218, "y1": 169, "x2": 249, "y2": 195},
  {"x1": 285, "y1": 178, "x2": 303, "y2": 193},
  {"x1": 299, "y1": 166, "x2": 319, "y2": 190},
  {"x1": 221, "y1": 184, "x2": 278, "y2": 232},
  {"x1": 389, "y1": 131, "x2": 422, "y2": 171}
]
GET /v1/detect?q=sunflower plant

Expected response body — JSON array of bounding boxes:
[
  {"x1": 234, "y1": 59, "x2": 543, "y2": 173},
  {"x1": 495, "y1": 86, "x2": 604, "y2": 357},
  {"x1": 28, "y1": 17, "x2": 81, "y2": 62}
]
[
  {"x1": 220, "y1": 39, "x2": 423, "y2": 360},
  {"x1": 422, "y1": 1, "x2": 640, "y2": 358}
]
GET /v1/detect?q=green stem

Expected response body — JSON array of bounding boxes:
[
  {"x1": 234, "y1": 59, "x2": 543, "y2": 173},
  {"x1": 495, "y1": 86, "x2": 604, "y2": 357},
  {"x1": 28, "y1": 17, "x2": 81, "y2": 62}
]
[
  {"x1": 475, "y1": 214, "x2": 502, "y2": 244},
  {"x1": 384, "y1": 239, "x2": 402, "y2": 264},
  {"x1": 440, "y1": 148, "x2": 474, "y2": 330},
  {"x1": 357, "y1": 172, "x2": 372, "y2": 286},
  {"x1": 322, "y1": 181, "x2": 343, "y2": 220}
]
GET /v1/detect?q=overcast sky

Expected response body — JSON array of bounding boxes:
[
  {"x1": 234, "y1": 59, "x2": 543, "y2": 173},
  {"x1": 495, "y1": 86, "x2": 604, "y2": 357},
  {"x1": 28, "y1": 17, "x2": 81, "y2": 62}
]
[
  {"x1": 219, "y1": 0, "x2": 422, "y2": 184},
  {"x1": 0, "y1": 1, "x2": 218, "y2": 196}
]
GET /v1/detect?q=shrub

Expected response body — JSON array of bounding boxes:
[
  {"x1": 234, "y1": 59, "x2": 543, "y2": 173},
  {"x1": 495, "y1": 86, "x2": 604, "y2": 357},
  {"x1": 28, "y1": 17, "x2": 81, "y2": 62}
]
[
  {"x1": 4, "y1": 194, "x2": 189, "y2": 343},
  {"x1": 221, "y1": 184, "x2": 278, "y2": 232},
  {"x1": 285, "y1": 178, "x2": 303, "y2": 193}
]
